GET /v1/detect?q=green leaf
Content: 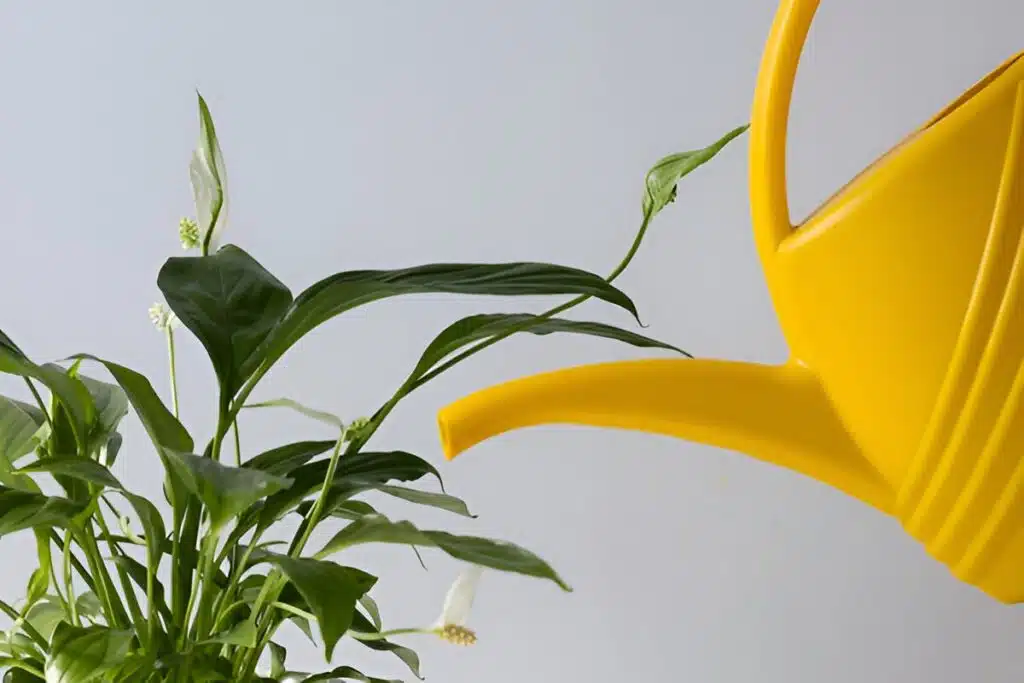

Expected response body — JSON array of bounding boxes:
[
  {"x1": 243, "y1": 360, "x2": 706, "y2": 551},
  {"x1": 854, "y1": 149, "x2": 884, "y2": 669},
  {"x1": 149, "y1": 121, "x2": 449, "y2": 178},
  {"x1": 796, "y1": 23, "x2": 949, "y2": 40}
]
[
  {"x1": 241, "y1": 440, "x2": 335, "y2": 476},
  {"x1": 191, "y1": 92, "x2": 229, "y2": 253},
  {"x1": 268, "y1": 642, "x2": 287, "y2": 679},
  {"x1": 74, "y1": 592, "x2": 103, "y2": 621},
  {"x1": 296, "y1": 498, "x2": 379, "y2": 521},
  {"x1": 0, "y1": 486, "x2": 85, "y2": 536},
  {"x1": 350, "y1": 611, "x2": 421, "y2": 679},
  {"x1": 157, "y1": 246, "x2": 293, "y2": 397},
  {"x1": 408, "y1": 312, "x2": 688, "y2": 384},
  {"x1": 23, "y1": 597, "x2": 65, "y2": 642},
  {"x1": 642, "y1": 124, "x2": 749, "y2": 218},
  {"x1": 44, "y1": 622, "x2": 133, "y2": 683},
  {"x1": 117, "y1": 492, "x2": 167, "y2": 597},
  {"x1": 69, "y1": 356, "x2": 192, "y2": 453},
  {"x1": 0, "y1": 331, "x2": 96, "y2": 453},
  {"x1": 243, "y1": 398, "x2": 345, "y2": 430},
  {"x1": 19, "y1": 459, "x2": 122, "y2": 490},
  {"x1": 252, "y1": 262, "x2": 641, "y2": 384},
  {"x1": 303, "y1": 667, "x2": 401, "y2": 683},
  {"x1": 255, "y1": 450, "x2": 439, "y2": 532},
  {"x1": 318, "y1": 514, "x2": 570, "y2": 590},
  {"x1": 358, "y1": 595, "x2": 382, "y2": 631},
  {"x1": 75, "y1": 375, "x2": 128, "y2": 443},
  {"x1": 24, "y1": 532, "x2": 53, "y2": 609},
  {"x1": 0, "y1": 396, "x2": 45, "y2": 467},
  {"x1": 202, "y1": 619, "x2": 256, "y2": 647},
  {"x1": 256, "y1": 553, "x2": 377, "y2": 661},
  {"x1": 4, "y1": 666, "x2": 45, "y2": 682},
  {"x1": 374, "y1": 485, "x2": 475, "y2": 518},
  {"x1": 163, "y1": 451, "x2": 292, "y2": 531}
]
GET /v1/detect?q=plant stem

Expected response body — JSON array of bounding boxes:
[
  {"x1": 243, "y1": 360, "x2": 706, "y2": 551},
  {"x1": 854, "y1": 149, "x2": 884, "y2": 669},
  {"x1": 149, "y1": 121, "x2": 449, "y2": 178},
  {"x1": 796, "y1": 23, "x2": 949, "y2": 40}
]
[
  {"x1": 167, "y1": 327, "x2": 180, "y2": 418},
  {"x1": 232, "y1": 420, "x2": 241, "y2": 466},
  {"x1": 23, "y1": 377, "x2": 53, "y2": 431},
  {"x1": 62, "y1": 529, "x2": 79, "y2": 625},
  {"x1": 0, "y1": 598, "x2": 48, "y2": 649}
]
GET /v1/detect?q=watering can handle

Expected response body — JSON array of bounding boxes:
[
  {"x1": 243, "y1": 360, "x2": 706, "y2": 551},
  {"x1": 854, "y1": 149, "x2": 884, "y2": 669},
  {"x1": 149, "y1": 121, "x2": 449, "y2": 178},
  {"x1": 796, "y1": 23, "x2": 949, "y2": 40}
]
[{"x1": 750, "y1": 0, "x2": 821, "y2": 256}]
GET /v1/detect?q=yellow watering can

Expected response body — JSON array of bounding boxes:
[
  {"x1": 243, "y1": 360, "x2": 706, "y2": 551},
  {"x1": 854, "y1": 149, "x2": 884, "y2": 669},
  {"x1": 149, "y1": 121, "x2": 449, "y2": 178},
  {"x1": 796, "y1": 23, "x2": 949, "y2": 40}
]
[{"x1": 437, "y1": 0, "x2": 1024, "y2": 602}]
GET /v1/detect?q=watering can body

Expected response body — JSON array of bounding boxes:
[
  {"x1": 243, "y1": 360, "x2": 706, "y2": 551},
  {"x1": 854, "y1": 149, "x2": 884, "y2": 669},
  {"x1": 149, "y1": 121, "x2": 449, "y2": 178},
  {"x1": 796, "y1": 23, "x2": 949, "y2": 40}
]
[{"x1": 437, "y1": 0, "x2": 1024, "y2": 603}]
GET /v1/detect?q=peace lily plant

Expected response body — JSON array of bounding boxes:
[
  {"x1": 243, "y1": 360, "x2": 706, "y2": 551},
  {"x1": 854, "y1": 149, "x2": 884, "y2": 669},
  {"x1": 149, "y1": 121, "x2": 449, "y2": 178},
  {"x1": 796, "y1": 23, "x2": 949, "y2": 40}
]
[{"x1": 0, "y1": 93, "x2": 745, "y2": 682}]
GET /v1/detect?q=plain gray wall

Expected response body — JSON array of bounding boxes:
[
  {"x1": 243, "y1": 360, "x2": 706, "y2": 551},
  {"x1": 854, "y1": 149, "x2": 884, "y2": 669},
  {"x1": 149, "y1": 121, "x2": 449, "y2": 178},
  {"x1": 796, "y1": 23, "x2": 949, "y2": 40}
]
[{"x1": 2, "y1": 0, "x2": 1024, "y2": 680}]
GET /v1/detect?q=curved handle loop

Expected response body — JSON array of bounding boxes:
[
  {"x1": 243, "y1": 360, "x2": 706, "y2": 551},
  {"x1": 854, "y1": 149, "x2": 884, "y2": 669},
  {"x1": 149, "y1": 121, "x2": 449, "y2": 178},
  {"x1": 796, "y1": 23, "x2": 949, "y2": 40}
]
[{"x1": 749, "y1": 0, "x2": 821, "y2": 257}]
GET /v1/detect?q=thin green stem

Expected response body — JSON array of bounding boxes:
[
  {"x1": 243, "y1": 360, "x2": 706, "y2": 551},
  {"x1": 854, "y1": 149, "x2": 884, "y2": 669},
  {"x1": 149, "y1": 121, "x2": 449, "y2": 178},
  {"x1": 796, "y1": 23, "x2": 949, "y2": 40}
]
[
  {"x1": 167, "y1": 327, "x2": 180, "y2": 418},
  {"x1": 232, "y1": 420, "x2": 241, "y2": 466},
  {"x1": 23, "y1": 377, "x2": 53, "y2": 431},
  {"x1": 63, "y1": 529, "x2": 79, "y2": 626},
  {"x1": 350, "y1": 627, "x2": 429, "y2": 640},
  {"x1": 0, "y1": 598, "x2": 48, "y2": 649}
]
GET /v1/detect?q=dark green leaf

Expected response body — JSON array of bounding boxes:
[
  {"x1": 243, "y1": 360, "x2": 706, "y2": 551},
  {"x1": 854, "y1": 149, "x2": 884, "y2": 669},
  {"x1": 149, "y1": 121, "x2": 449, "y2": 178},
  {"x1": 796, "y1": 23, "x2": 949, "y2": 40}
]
[
  {"x1": 0, "y1": 486, "x2": 85, "y2": 536},
  {"x1": 3, "y1": 668, "x2": 45, "y2": 682},
  {"x1": 350, "y1": 611, "x2": 421, "y2": 679},
  {"x1": 375, "y1": 484, "x2": 475, "y2": 518},
  {"x1": 0, "y1": 333, "x2": 95, "y2": 452},
  {"x1": 303, "y1": 666, "x2": 401, "y2": 683},
  {"x1": 318, "y1": 514, "x2": 569, "y2": 590},
  {"x1": 99, "y1": 433, "x2": 122, "y2": 468},
  {"x1": 297, "y1": 498, "x2": 379, "y2": 521},
  {"x1": 157, "y1": 245, "x2": 293, "y2": 396},
  {"x1": 118, "y1": 492, "x2": 167, "y2": 592},
  {"x1": 642, "y1": 124, "x2": 749, "y2": 217},
  {"x1": 44, "y1": 623, "x2": 133, "y2": 683},
  {"x1": 409, "y1": 312, "x2": 688, "y2": 384},
  {"x1": 19, "y1": 458, "x2": 122, "y2": 490},
  {"x1": 256, "y1": 553, "x2": 376, "y2": 661},
  {"x1": 164, "y1": 451, "x2": 292, "y2": 531},
  {"x1": 255, "y1": 450, "x2": 439, "y2": 532},
  {"x1": 242, "y1": 440, "x2": 336, "y2": 476},
  {"x1": 253, "y1": 262, "x2": 641, "y2": 383},
  {"x1": 191, "y1": 93, "x2": 229, "y2": 253}
]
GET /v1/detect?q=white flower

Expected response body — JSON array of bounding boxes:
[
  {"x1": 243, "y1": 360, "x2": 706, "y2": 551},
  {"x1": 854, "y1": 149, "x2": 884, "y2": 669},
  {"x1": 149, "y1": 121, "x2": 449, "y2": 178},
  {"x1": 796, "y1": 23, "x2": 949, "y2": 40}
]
[
  {"x1": 432, "y1": 564, "x2": 483, "y2": 645},
  {"x1": 148, "y1": 302, "x2": 180, "y2": 331}
]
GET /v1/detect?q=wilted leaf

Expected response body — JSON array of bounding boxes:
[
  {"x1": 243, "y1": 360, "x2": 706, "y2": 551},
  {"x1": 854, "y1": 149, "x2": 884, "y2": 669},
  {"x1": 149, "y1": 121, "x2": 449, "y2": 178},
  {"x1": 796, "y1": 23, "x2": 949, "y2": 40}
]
[{"x1": 317, "y1": 514, "x2": 569, "y2": 590}]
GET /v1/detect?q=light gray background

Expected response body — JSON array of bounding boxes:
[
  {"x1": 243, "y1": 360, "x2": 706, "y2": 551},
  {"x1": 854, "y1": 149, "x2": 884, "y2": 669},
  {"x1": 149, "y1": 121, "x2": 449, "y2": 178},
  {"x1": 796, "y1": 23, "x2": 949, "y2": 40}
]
[{"x1": 1, "y1": 1, "x2": 1023, "y2": 681}]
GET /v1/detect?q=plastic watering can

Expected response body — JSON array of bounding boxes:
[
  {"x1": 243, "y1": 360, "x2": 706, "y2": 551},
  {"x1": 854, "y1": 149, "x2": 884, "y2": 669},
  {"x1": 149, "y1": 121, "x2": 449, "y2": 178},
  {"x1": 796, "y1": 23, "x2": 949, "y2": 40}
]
[{"x1": 436, "y1": 0, "x2": 1024, "y2": 602}]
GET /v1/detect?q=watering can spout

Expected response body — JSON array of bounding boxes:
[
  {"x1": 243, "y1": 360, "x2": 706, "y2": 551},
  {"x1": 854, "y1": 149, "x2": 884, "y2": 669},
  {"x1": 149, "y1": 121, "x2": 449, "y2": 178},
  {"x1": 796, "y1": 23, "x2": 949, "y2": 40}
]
[{"x1": 438, "y1": 359, "x2": 892, "y2": 511}]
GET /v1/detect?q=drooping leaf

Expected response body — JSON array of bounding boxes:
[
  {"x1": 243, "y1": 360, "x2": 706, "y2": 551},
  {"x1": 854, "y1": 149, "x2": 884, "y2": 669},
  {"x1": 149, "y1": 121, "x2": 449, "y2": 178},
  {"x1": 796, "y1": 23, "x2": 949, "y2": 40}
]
[
  {"x1": 243, "y1": 398, "x2": 345, "y2": 430},
  {"x1": 302, "y1": 667, "x2": 401, "y2": 683},
  {"x1": 408, "y1": 312, "x2": 687, "y2": 385},
  {"x1": 4, "y1": 666, "x2": 45, "y2": 682},
  {"x1": 374, "y1": 485, "x2": 475, "y2": 518},
  {"x1": 642, "y1": 124, "x2": 748, "y2": 218},
  {"x1": 163, "y1": 451, "x2": 292, "y2": 531},
  {"x1": 118, "y1": 492, "x2": 167, "y2": 595},
  {"x1": 44, "y1": 622, "x2": 133, "y2": 683},
  {"x1": 157, "y1": 245, "x2": 293, "y2": 397},
  {"x1": 0, "y1": 486, "x2": 85, "y2": 536},
  {"x1": 0, "y1": 333, "x2": 96, "y2": 453},
  {"x1": 255, "y1": 553, "x2": 377, "y2": 661},
  {"x1": 19, "y1": 458, "x2": 122, "y2": 490},
  {"x1": 254, "y1": 450, "x2": 439, "y2": 532},
  {"x1": 241, "y1": 440, "x2": 335, "y2": 476},
  {"x1": 317, "y1": 514, "x2": 569, "y2": 590},
  {"x1": 99, "y1": 433, "x2": 122, "y2": 468},
  {"x1": 350, "y1": 611, "x2": 422, "y2": 679},
  {"x1": 251, "y1": 262, "x2": 642, "y2": 385},
  {"x1": 191, "y1": 92, "x2": 229, "y2": 253}
]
